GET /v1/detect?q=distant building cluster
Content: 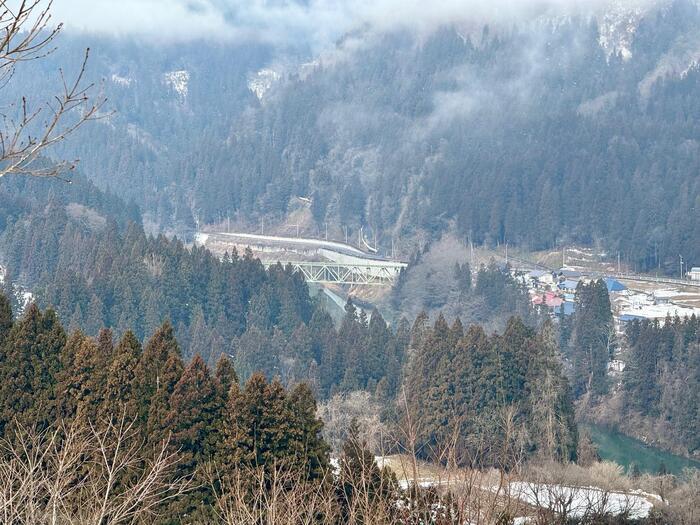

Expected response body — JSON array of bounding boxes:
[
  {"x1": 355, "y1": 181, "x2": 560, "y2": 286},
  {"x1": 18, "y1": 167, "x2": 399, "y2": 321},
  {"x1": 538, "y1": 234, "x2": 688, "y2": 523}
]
[
  {"x1": 518, "y1": 267, "x2": 700, "y2": 327},
  {"x1": 519, "y1": 267, "x2": 599, "y2": 318}
]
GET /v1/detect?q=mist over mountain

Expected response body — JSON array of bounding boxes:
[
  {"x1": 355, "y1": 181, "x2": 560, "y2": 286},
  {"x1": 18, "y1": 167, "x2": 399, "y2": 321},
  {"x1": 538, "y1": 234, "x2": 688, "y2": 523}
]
[
  {"x1": 14, "y1": 0, "x2": 700, "y2": 271},
  {"x1": 1, "y1": 2, "x2": 700, "y2": 518}
]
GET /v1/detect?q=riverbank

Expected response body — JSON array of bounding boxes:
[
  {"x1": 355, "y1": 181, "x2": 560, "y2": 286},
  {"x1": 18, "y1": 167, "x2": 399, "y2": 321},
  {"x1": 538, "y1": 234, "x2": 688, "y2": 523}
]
[{"x1": 583, "y1": 424, "x2": 700, "y2": 476}]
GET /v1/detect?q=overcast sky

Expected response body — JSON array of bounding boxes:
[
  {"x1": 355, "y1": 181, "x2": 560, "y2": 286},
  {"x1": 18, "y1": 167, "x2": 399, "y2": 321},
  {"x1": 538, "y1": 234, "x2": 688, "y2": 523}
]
[{"x1": 50, "y1": 0, "x2": 660, "y2": 47}]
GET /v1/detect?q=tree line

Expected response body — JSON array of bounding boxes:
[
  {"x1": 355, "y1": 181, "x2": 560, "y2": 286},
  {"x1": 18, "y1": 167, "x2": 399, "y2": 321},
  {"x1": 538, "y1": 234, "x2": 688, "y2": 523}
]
[
  {"x1": 404, "y1": 314, "x2": 578, "y2": 468},
  {"x1": 605, "y1": 316, "x2": 699, "y2": 458},
  {"x1": 3, "y1": 292, "x2": 691, "y2": 524},
  {"x1": 0, "y1": 295, "x2": 407, "y2": 523}
]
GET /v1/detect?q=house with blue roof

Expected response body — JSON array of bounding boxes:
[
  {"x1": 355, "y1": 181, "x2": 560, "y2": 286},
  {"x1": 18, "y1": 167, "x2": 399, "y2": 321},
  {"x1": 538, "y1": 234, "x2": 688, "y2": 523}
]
[
  {"x1": 554, "y1": 301, "x2": 576, "y2": 316},
  {"x1": 604, "y1": 277, "x2": 626, "y2": 293},
  {"x1": 558, "y1": 279, "x2": 580, "y2": 292}
]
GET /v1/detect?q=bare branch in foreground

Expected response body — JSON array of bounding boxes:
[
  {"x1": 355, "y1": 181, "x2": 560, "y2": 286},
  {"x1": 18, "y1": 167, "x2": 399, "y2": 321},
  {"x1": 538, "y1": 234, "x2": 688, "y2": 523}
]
[
  {"x1": 0, "y1": 417, "x2": 191, "y2": 524},
  {"x1": 0, "y1": 0, "x2": 106, "y2": 180}
]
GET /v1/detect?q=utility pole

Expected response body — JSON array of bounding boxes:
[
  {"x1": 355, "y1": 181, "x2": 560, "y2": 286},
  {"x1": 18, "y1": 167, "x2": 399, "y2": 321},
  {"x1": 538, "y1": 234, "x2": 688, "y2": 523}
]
[
  {"x1": 617, "y1": 252, "x2": 621, "y2": 274},
  {"x1": 679, "y1": 254, "x2": 684, "y2": 279},
  {"x1": 344, "y1": 225, "x2": 348, "y2": 244},
  {"x1": 325, "y1": 222, "x2": 328, "y2": 240},
  {"x1": 562, "y1": 247, "x2": 566, "y2": 267},
  {"x1": 261, "y1": 217, "x2": 264, "y2": 235}
]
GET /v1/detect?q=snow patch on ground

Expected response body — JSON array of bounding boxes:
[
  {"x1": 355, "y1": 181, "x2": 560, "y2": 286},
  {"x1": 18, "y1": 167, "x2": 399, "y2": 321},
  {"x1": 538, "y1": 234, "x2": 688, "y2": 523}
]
[
  {"x1": 578, "y1": 91, "x2": 619, "y2": 117},
  {"x1": 598, "y1": 2, "x2": 645, "y2": 60},
  {"x1": 680, "y1": 59, "x2": 699, "y2": 78},
  {"x1": 20, "y1": 291, "x2": 34, "y2": 311},
  {"x1": 111, "y1": 73, "x2": 134, "y2": 87},
  {"x1": 248, "y1": 68, "x2": 281, "y2": 101},
  {"x1": 509, "y1": 482, "x2": 654, "y2": 519},
  {"x1": 163, "y1": 70, "x2": 190, "y2": 100},
  {"x1": 194, "y1": 232, "x2": 209, "y2": 246},
  {"x1": 0, "y1": 265, "x2": 34, "y2": 315}
]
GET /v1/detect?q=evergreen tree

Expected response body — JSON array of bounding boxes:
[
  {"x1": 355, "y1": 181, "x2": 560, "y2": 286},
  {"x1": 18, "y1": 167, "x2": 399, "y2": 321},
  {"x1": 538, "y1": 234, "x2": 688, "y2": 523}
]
[
  {"x1": 454, "y1": 261, "x2": 472, "y2": 293},
  {"x1": 145, "y1": 351, "x2": 184, "y2": 447},
  {"x1": 286, "y1": 382, "x2": 330, "y2": 481},
  {"x1": 408, "y1": 311, "x2": 430, "y2": 357},
  {"x1": 364, "y1": 310, "x2": 392, "y2": 390},
  {"x1": 102, "y1": 330, "x2": 142, "y2": 422},
  {"x1": 73, "y1": 335, "x2": 110, "y2": 426},
  {"x1": 0, "y1": 292, "x2": 12, "y2": 346},
  {"x1": 405, "y1": 314, "x2": 578, "y2": 466},
  {"x1": 233, "y1": 325, "x2": 276, "y2": 382},
  {"x1": 220, "y1": 373, "x2": 331, "y2": 483},
  {"x1": 281, "y1": 323, "x2": 314, "y2": 387},
  {"x1": 96, "y1": 327, "x2": 114, "y2": 360},
  {"x1": 137, "y1": 321, "x2": 182, "y2": 423},
  {"x1": 569, "y1": 280, "x2": 613, "y2": 398},
  {"x1": 528, "y1": 320, "x2": 577, "y2": 461},
  {"x1": 337, "y1": 299, "x2": 368, "y2": 392},
  {"x1": 164, "y1": 354, "x2": 223, "y2": 520},
  {"x1": 0, "y1": 304, "x2": 65, "y2": 434},
  {"x1": 215, "y1": 354, "x2": 238, "y2": 401},
  {"x1": 404, "y1": 313, "x2": 455, "y2": 449},
  {"x1": 222, "y1": 373, "x2": 292, "y2": 473},
  {"x1": 619, "y1": 316, "x2": 699, "y2": 454},
  {"x1": 84, "y1": 294, "x2": 105, "y2": 336},
  {"x1": 55, "y1": 330, "x2": 88, "y2": 422}
]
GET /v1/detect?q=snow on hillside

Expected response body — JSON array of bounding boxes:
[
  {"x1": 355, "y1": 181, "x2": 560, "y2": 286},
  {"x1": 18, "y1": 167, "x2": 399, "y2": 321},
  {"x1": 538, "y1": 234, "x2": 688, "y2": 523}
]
[
  {"x1": 598, "y1": 1, "x2": 647, "y2": 60},
  {"x1": 163, "y1": 70, "x2": 190, "y2": 100},
  {"x1": 0, "y1": 265, "x2": 34, "y2": 315},
  {"x1": 248, "y1": 68, "x2": 281, "y2": 101},
  {"x1": 110, "y1": 73, "x2": 134, "y2": 87}
]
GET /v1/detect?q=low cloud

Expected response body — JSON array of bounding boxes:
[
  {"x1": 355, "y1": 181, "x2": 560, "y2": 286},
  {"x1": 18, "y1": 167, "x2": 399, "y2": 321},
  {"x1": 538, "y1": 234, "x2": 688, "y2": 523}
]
[{"x1": 52, "y1": 0, "x2": 662, "y2": 48}]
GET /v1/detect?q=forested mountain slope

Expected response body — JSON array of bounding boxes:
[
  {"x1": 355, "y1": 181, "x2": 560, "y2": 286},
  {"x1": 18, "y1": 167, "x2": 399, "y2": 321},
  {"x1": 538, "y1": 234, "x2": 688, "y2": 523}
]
[
  {"x1": 16, "y1": 1, "x2": 699, "y2": 272},
  {"x1": 203, "y1": 0, "x2": 698, "y2": 272},
  {"x1": 0, "y1": 176, "x2": 406, "y2": 396},
  {"x1": 4, "y1": 37, "x2": 272, "y2": 234}
]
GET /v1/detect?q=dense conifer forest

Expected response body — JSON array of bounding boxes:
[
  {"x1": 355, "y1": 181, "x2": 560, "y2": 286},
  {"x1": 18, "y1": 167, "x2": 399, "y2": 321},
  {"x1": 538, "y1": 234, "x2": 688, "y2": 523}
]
[
  {"x1": 0, "y1": 292, "x2": 675, "y2": 524},
  {"x1": 9, "y1": 0, "x2": 699, "y2": 272},
  {"x1": 1, "y1": 0, "x2": 699, "y2": 522},
  {"x1": 593, "y1": 315, "x2": 700, "y2": 458},
  {"x1": 404, "y1": 315, "x2": 578, "y2": 466}
]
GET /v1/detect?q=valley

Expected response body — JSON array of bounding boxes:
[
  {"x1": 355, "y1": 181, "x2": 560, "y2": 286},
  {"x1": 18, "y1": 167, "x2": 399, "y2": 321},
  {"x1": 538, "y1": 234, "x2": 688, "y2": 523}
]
[{"x1": 0, "y1": 1, "x2": 697, "y2": 523}]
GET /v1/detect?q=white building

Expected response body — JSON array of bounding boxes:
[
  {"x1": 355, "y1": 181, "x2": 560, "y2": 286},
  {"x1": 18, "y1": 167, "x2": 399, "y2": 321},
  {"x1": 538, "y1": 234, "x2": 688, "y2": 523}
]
[
  {"x1": 619, "y1": 304, "x2": 700, "y2": 324},
  {"x1": 689, "y1": 267, "x2": 700, "y2": 281},
  {"x1": 653, "y1": 289, "x2": 678, "y2": 304}
]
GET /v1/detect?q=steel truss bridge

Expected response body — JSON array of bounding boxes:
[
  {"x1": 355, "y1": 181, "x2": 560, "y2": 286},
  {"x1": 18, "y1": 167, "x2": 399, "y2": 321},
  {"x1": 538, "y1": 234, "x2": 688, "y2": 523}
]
[{"x1": 262, "y1": 260, "x2": 406, "y2": 286}]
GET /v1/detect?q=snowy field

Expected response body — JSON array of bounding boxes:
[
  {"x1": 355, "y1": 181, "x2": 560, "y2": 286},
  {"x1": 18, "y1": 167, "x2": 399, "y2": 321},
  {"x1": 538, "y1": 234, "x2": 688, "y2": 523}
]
[{"x1": 509, "y1": 482, "x2": 655, "y2": 519}]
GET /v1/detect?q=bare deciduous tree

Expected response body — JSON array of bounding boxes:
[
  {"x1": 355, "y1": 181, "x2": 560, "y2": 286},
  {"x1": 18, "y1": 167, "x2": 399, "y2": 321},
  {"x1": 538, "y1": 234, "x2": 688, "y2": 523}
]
[
  {"x1": 0, "y1": 0, "x2": 104, "y2": 179},
  {"x1": 0, "y1": 418, "x2": 190, "y2": 524},
  {"x1": 210, "y1": 464, "x2": 338, "y2": 525}
]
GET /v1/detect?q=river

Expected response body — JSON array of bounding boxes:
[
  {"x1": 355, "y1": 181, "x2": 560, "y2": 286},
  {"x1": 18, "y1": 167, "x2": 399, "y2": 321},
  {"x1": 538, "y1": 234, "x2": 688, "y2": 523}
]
[{"x1": 583, "y1": 424, "x2": 700, "y2": 476}]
